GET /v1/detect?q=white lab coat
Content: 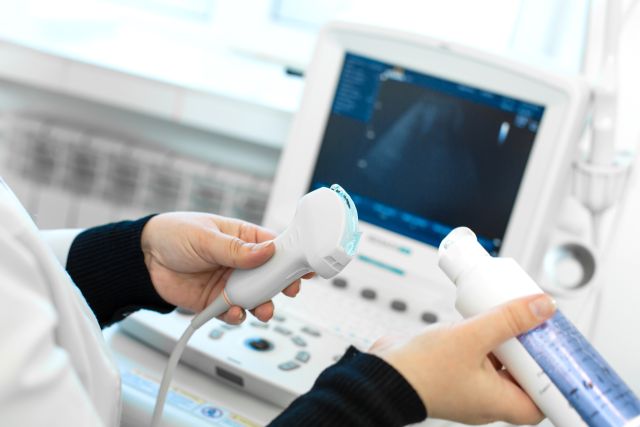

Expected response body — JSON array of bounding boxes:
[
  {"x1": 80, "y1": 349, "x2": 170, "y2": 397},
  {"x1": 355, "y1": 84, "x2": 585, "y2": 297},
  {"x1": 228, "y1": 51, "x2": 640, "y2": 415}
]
[{"x1": 0, "y1": 179, "x2": 121, "y2": 426}]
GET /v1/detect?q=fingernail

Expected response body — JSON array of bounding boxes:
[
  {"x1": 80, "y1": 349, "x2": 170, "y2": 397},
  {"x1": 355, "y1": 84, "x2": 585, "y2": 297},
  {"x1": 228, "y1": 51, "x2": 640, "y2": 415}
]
[
  {"x1": 529, "y1": 295, "x2": 557, "y2": 320},
  {"x1": 251, "y1": 240, "x2": 273, "y2": 252}
]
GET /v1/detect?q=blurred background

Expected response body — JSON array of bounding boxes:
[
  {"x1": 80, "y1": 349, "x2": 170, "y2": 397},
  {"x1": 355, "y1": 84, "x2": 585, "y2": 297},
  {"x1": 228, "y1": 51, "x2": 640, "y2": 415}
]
[{"x1": 0, "y1": 0, "x2": 637, "y2": 231}]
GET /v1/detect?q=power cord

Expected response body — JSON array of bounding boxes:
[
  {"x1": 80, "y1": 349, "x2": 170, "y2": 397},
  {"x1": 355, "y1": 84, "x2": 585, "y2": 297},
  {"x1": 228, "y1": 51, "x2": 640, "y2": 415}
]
[
  {"x1": 150, "y1": 297, "x2": 229, "y2": 427},
  {"x1": 150, "y1": 325, "x2": 196, "y2": 427}
]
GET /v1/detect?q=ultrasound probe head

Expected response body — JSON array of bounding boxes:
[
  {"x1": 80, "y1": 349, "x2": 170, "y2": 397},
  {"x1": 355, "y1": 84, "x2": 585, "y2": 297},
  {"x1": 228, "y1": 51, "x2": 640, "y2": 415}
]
[{"x1": 295, "y1": 184, "x2": 361, "y2": 277}]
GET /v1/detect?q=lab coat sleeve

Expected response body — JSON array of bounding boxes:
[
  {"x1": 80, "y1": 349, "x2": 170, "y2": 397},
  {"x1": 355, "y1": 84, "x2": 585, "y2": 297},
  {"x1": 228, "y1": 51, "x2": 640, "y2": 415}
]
[
  {"x1": 0, "y1": 227, "x2": 105, "y2": 426},
  {"x1": 39, "y1": 228, "x2": 83, "y2": 266}
]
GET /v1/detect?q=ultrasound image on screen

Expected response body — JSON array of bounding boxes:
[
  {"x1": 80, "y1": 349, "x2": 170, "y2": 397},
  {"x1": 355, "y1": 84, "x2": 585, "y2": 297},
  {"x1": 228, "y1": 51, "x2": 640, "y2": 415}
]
[{"x1": 309, "y1": 54, "x2": 545, "y2": 254}]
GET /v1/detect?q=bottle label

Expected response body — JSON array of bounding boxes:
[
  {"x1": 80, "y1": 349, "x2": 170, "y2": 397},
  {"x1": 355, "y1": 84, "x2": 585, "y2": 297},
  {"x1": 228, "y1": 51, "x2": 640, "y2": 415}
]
[{"x1": 518, "y1": 311, "x2": 640, "y2": 427}]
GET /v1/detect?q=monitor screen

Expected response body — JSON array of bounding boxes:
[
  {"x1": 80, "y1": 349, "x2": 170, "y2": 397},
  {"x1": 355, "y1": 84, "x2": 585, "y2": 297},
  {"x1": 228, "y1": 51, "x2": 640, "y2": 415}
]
[{"x1": 309, "y1": 53, "x2": 545, "y2": 254}]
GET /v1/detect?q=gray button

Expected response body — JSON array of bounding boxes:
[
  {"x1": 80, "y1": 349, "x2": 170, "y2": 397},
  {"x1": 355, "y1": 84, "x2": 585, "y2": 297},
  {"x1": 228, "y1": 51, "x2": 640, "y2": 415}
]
[
  {"x1": 361, "y1": 288, "x2": 377, "y2": 300},
  {"x1": 274, "y1": 325, "x2": 292, "y2": 336},
  {"x1": 209, "y1": 329, "x2": 224, "y2": 340},
  {"x1": 278, "y1": 361, "x2": 300, "y2": 371},
  {"x1": 390, "y1": 300, "x2": 407, "y2": 312},
  {"x1": 220, "y1": 324, "x2": 239, "y2": 330},
  {"x1": 250, "y1": 321, "x2": 269, "y2": 329},
  {"x1": 332, "y1": 277, "x2": 348, "y2": 288},
  {"x1": 291, "y1": 336, "x2": 307, "y2": 347},
  {"x1": 421, "y1": 312, "x2": 439, "y2": 324},
  {"x1": 301, "y1": 326, "x2": 321, "y2": 337},
  {"x1": 295, "y1": 351, "x2": 311, "y2": 363},
  {"x1": 273, "y1": 314, "x2": 286, "y2": 322},
  {"x1": 176, "y1": 307, "x2": 195, "y2": 315}
]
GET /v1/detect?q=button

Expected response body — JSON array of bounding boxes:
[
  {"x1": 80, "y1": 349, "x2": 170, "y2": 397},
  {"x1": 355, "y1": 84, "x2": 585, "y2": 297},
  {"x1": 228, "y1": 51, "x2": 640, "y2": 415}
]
[
  {"x1": 220, "y1": 323, "x2": 239, "y2": 329},
  {"x1": 278, "y1": 361, "x2": 300, "y2": 371},
  {"x1": 333, "y1": 354, "x2": 342, "y2": 362},
  {"x1": 301, "y1": 326, "x2": 321, "y2": 337},
  {"x1": 295, "y1": 351, "x2": 311, "y2": 363},
  {"x1": 245, "y1": 337, "x2": 273, "y2": 352},
  {"x1": 332, "y1": 277, "x2": 348, "y2": 289},
  {"x1": 360, "y1": 288, "x2": 377, "y2": 300},
  {"x1": 250, "y1": 321, "x2": 268, "y2": 329},
  {"x1": 274, "y1": 325, "x2": 292, "y2": 336},
  {"x1": 390, "y1": 300, "x2": 407, "y2": 312},
  {"x1": 176, "y1": 307, "x2": 195, "y2": 315},
  {"x1": 200, "y1": 406, "x2": 223, "y2": 419},
  {"x1": 209, "y1": 329, "x2": 224, "y2": 340},
  {"x1": 273, "y1": 314, "x2": 286, "y2": 322},
  {"x1": 421, "y1": 312, "x2": 439, "y2": 324},
  {"x1": 291, "y1": 336, "x2": 307, "y2": 347}
]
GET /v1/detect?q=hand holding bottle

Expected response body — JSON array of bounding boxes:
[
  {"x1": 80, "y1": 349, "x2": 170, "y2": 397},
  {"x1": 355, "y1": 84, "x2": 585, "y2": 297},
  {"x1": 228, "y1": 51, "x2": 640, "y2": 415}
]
[{"x1": 370, "y1": 294, "x2": 556, "y2": 425}]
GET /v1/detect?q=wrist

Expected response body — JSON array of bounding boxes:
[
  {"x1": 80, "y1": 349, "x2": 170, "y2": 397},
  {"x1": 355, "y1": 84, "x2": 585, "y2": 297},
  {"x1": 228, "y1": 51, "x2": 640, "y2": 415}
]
[
  {"x1": 139, "y1": 215, "x2": 157, "y2": 271},
  {"x1": 380, "y1": 350, "x2": 431, "y2": 410},
  {"x1": 369, "y1": 336, "x2": 433, "y2": 413},
  {"x1": 140, "y1": 214, "x2": 158, "y2": 254}
]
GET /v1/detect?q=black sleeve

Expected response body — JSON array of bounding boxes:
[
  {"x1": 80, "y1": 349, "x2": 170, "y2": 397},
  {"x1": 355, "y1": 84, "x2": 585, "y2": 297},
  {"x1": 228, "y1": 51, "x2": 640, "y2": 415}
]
[
  {"x1": 268, "y1": 346, "x2": 427, "y2": 427},
  {"x1": 66, "y1": 215, "x2": 175, "y2": 328}
]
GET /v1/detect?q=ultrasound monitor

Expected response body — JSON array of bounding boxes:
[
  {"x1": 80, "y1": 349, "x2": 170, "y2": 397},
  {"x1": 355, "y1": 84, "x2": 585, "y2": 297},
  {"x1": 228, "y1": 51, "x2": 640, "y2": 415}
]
[
  {"x1": 265, "y1": 21, "x2": 588, "y2": 281},
  {"x1": 310, "y1": 53, "x2": 545, "y2": 255}
]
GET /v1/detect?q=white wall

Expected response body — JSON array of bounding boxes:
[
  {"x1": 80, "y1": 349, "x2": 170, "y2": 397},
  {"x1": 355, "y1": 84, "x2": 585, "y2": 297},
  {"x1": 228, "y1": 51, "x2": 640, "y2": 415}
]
[
  {"x1": 592, "y1": 161, "x2": 640, "y2": 395},
  {"x1": 589, "y1": 0, "x2": 640, "y2": 394}
]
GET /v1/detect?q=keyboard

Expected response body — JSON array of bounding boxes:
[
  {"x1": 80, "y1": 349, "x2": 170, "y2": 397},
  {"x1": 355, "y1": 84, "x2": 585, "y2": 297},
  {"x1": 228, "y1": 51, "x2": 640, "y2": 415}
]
[
  {"x1": 121, "y1": 274, "x2": 457, "y2": 408},
  {"x1": 274, "y1": 277, "x2": 446, "y2": 348}
]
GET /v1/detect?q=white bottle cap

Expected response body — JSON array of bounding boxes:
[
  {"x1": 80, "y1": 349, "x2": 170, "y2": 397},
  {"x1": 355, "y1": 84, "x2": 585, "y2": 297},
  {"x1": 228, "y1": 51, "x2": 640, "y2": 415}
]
[{"x1": 438, "y1": 227, "x2": 490, "y2": 283}]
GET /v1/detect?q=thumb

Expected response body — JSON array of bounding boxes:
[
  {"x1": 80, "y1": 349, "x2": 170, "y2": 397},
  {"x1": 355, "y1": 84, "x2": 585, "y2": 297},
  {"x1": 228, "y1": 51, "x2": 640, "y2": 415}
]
[
  {"x1": 205, "y1": 232, "x2": 276, "y2": 269},
  {"x1": 465, "y1": 294, "x2": 557, "y2": 353}
]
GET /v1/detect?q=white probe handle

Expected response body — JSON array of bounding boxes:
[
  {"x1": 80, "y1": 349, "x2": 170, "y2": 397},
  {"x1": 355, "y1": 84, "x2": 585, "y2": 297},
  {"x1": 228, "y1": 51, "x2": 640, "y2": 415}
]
[
  {"x1": 190, "y1": 227, "x2": 310, "y2": 329},
  {"x1": 225, "y1": 227, "x2": 311, "y2": 308}
]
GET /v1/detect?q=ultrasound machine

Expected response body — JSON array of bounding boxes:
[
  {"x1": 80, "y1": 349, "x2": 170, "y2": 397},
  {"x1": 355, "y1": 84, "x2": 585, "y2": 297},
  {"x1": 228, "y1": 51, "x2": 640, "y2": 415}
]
[{"x1": 122, "y1": 21, "x2": 588, "y2": 424}]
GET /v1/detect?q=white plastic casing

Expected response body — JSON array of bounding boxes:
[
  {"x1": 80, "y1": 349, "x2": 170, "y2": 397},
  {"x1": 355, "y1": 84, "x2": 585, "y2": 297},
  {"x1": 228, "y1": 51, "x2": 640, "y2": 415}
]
[
  {"x1": 224, "y1": 187, "x2": 355, "y2": 309},
  {"x1": 438, "y1": 227, "x2": 587, "y2": 427}
]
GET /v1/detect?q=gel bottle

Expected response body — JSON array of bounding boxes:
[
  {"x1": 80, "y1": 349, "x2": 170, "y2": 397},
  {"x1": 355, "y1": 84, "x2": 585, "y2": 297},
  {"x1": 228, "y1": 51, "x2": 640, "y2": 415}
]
[{"x1": 438, "y1": 227, "x2": 640, "y2": 427}]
